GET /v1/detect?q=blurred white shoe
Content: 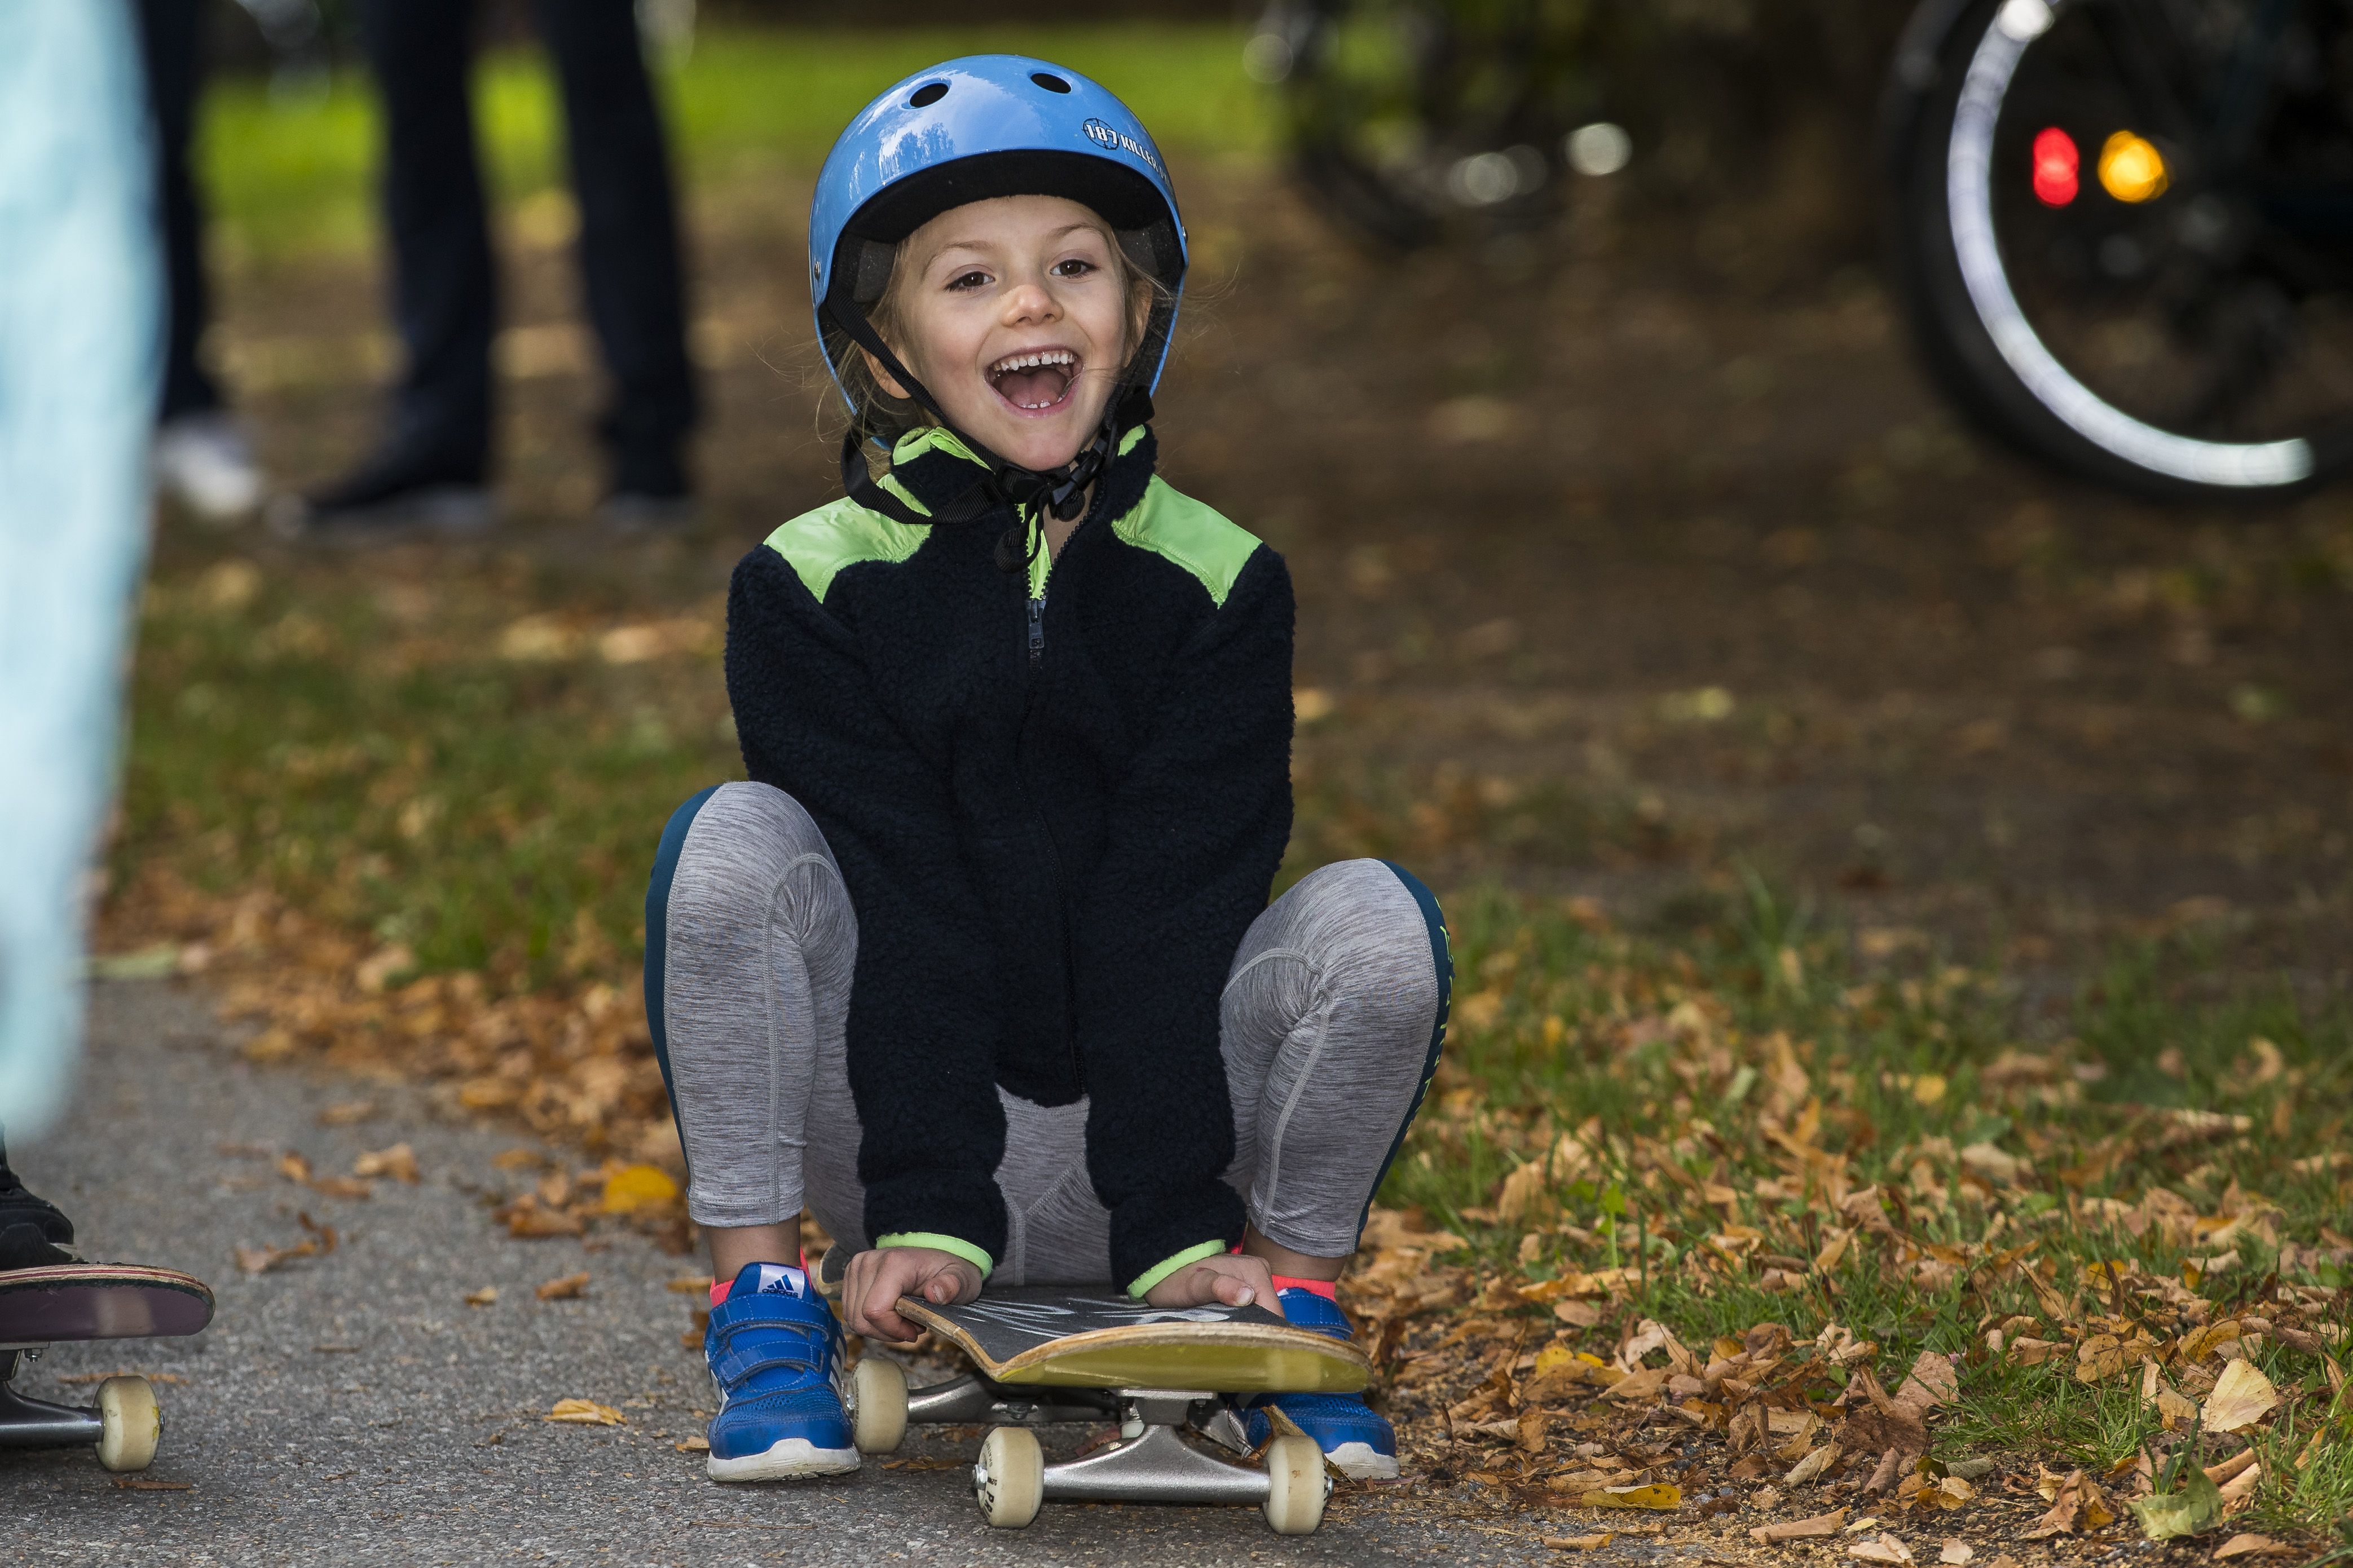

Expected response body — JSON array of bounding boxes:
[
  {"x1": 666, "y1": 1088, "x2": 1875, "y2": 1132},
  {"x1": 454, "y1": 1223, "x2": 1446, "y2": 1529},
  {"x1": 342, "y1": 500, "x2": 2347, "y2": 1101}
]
[{"x1": 155, "y1": 412, "x2": 264, "y2": 523}]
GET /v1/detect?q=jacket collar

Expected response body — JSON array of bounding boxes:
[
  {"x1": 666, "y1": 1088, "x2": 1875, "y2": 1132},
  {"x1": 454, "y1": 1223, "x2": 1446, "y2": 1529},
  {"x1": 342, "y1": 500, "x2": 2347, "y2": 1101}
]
[{"x1": 882, "y1": 423, "x2": 1157, "y2": 525}]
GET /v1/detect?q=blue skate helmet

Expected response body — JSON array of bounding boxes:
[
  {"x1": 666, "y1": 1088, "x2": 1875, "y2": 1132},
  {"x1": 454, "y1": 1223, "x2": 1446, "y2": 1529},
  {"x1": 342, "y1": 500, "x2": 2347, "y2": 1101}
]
[{"x1": 808, "y1": 56, "x2": 1188, "y2": 531}]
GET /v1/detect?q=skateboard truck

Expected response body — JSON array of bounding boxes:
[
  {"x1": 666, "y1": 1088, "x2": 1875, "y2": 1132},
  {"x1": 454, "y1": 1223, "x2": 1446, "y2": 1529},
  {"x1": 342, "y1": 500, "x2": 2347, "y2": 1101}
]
[
  {"x1": 858, "y1": 1367, "x2": 1330, "y2": 1533},
  {"x1": 0, "y1": 1354, "x2": 109, "y2": 1448}
]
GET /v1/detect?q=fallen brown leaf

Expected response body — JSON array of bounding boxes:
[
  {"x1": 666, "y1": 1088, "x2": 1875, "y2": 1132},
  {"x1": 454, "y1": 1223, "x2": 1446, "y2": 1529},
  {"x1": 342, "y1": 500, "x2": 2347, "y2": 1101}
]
[
  {"x1": 276, "y1": 1152, "x2": 312, "y2": 1183},
  {"x1": 113, "y1": 1478, "x2": 192, "y2": 1491},
  {"x1": 1894, "y1": 1350, "x2": 1959, "y2": 1412},
  {"x1": 2213, "y1": 1535, "x2": 2291, "y2": 1561},
  {"x1": 1579, "y1": 1483, "x2": 1679, "y2": 1510},
  {"x1": 1753, "y1": 1507, "x2": 1848, "y2": 1543},
  {"x1": 675, "y1": 1434, "x2": 710, "y2": 1452},
  {"x1": 1850, "y1": 1535, "x2": 1915, "y2": 1564},
  {"x1": 1601, "y1": 1366, "x2": 1668, "y2": 1403},
  {"x1": 600, "y1": 1163, "x2": 679, "y2": 1214},
  {"x1": 317, "y1": 1101, "x2": 377, "y2": 1126},
  {"x1": 354, "y1": 1143, "x2": 420, "y2": 1183},
  {"x1": 543, "y1": 1398, "x2": 623, "y2": 1425},
  {"x1": 1787, "y1": 1442, "x2": 1842, "y2": 1485},
  {"x1": 1543, "y1": 1534, "x2": 1615, "y2": 1552},
  {"x1": 233, "y1": 1240, "x2": 318, "y2": 1275},
  {"x1": 2216, "y1": 1459, "x2": 2262, "y2": 1514},
  {"x1": 497, "y1": 1195, "x2": 584, "y2": 1238},
  {"x1": 464, "y1": 1286, "x2": 499, "y2": 1307},
  {"x1": 2024, "y1": 1469, "x2": 2114, "y2": 1538},
  {"x1": 1939, "y1": 1542, "x2": 1973, "y2": 1565},
  {"x1": 2203, "y1": 1359, "x2": 2279, "y2": 1434},
  {"x1": 536, "y1": 1271, "x2": 591, "y2": 1301}
]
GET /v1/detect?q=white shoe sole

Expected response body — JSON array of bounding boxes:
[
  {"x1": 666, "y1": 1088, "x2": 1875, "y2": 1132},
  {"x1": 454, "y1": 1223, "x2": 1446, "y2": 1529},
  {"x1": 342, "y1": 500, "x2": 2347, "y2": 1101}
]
[
  {"x1": 1323, "y1": 1441, "x2": 1399, "y2": 1481},
  {"x1": 706, "y1": 1437, "x2": 860, "y2": 1482}
]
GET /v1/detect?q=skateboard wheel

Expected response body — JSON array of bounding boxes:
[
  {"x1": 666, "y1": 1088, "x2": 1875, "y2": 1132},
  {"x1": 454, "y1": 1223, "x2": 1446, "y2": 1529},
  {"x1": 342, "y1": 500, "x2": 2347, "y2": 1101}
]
[
  {"x1": 850, "y1": 1357, "x2": 908, "y2": 1454},
  {"x1": 96, "y1": 1376, "x2": 160, "y2": 1473},
  {"x1": 973, "y1": 1425, "x2": 1043, "y2": 1528},
  {"x1": 1261, "y1": 1434, "x2": 1328, "y2": 1535}
]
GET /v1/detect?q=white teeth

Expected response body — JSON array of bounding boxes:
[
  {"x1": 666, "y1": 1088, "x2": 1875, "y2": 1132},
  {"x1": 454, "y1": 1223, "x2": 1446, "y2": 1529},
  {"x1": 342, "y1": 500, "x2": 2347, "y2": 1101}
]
[{"x1": 989, "y1": 349, "x2": 1077, "y2": 376}]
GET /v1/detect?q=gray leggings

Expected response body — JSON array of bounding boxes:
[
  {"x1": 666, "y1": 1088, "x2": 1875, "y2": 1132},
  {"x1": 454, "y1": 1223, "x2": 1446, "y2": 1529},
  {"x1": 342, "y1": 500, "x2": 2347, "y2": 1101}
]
[{"x1": 645, "y1": 781, "x2": 1448, "y2": 1284}]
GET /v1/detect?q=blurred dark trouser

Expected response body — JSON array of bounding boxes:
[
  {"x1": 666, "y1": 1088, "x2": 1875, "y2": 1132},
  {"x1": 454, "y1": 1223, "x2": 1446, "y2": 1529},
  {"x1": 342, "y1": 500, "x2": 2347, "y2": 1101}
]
[
  {"x1": 135, "y1": 0, "x2": 221, "y2": 423},
  {"x1": 355, "y1": 0, "x2": 697, "y2": 493}
]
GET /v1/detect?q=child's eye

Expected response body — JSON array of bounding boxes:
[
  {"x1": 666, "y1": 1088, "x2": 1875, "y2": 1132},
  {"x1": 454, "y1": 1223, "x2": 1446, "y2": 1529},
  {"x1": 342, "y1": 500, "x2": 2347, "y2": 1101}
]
[
  {"x1": 1050, "y1": 258, "x2": 1098, "y2": 278},
  {"x1": 946, "y1": 270, "x2": 990, "y2": 291}
]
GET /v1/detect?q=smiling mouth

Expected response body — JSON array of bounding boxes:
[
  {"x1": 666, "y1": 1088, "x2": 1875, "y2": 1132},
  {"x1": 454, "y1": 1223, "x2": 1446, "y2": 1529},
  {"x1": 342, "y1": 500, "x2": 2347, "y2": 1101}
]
[{"x1": 987, "y1": 348, "x2": 1080, "y2": 412}]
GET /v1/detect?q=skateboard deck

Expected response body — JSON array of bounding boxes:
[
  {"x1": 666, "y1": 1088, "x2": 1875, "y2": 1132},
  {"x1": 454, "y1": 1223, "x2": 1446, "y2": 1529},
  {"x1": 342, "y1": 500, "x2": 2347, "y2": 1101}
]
[
  {"x1": 897, "y1": 1285, "x2": 1368, "y2": 1393},
  {"x1": 0, "y1": 1264, "x2": 214, "y2": 1346}
]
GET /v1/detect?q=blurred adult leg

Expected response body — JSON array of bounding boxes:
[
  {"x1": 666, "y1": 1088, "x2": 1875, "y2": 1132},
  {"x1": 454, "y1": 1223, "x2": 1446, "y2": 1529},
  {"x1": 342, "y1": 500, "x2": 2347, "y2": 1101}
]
[
  {"x1": 135, "y1": 0, "x2": 219, "y2": 424},
  {"x1": 294, "y1": 0, "x2": 496, "y2": 531},
  {"x1": 0, "y1": 0, "x2": 161, "y2": 1134},
  {"x1": 136, "y1": 0, "x2": 265, "y2": 521},
  {"x1": 532, "y1": 0, "x2": 698, "y2": 510}
]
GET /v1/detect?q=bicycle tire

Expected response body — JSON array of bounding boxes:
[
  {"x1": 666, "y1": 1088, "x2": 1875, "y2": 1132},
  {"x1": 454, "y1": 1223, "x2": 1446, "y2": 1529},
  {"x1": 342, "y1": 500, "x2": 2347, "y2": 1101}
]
[{"x1": 1883, "y1": 0, "x2": 2353, "y2": 501}]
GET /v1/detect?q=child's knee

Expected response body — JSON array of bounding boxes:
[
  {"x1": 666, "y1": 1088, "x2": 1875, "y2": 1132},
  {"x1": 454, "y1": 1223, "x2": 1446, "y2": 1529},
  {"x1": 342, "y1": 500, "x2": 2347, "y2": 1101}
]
[
  {"x1": 654, "y1": 781, "x2": 839, "y2": 927},
  {"x1": 1288, "y1": 859, "x2": 1447, "y2": 1026}
]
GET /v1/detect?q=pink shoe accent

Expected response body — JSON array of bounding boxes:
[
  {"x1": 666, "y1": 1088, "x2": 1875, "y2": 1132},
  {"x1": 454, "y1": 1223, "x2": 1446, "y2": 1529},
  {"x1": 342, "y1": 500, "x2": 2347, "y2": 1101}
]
[
  {"x1": 1272, "y1": 1275, "x2": 1338, "y2": 1301},
  {"x1": 709, "y1": 1279, "x2": 732, "y2": 1306}
]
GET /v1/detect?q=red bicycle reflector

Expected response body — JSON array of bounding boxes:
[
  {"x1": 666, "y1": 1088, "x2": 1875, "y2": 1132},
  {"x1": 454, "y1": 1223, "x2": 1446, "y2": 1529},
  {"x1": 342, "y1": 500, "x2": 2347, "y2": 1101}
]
[{"x1": 2032, "y1": 126, "x2": 2080, "y2": 206}]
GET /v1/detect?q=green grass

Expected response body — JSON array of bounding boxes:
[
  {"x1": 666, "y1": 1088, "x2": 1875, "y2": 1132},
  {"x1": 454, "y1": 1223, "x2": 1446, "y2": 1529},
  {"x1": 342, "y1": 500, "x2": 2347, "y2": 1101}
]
[
  {"x1": 117, "y1": 561, "x2": 737, "y2": 984},
  {"x1": 202, "y1": 24, "x2": 1272, "y2": 263}
]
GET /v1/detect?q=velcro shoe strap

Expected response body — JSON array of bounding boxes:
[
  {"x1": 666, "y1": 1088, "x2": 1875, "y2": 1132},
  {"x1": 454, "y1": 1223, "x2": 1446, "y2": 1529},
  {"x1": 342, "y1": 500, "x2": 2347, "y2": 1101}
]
[{"x1": 711, "y1": 1323, "x2": 822, "y2": 1385}]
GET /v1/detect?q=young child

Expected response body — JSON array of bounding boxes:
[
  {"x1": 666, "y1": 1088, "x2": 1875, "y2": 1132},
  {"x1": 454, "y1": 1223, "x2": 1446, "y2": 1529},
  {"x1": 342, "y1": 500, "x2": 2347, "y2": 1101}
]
[{"x1": 644, "y1": 56, "x2": 1452, "y2": 1485}]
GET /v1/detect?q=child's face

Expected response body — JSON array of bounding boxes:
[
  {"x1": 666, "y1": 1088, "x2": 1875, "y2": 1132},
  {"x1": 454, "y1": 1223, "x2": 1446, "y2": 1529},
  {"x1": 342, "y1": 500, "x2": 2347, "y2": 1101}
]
[{"x1": 868, "y1": 195, "x2": 1138, "y2": 475}]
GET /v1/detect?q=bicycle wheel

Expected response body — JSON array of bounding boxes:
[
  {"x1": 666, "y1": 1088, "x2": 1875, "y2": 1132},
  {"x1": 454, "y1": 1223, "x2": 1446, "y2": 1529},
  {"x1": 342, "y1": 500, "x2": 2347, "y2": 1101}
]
[
  {"x1": 1885, "y1": 0, "x2": 2353, "y2": 499},
  {"x1": 1249, "y1": 0, "x2": 1603, "y2": 249}
]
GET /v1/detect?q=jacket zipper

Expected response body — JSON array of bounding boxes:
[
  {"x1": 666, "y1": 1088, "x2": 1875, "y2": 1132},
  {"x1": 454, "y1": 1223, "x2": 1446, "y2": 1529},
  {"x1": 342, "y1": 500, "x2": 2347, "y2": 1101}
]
[
  {"x1": 1025, "y1": 511, "x2": 1050, "y2": 666},
  {"x1": 1012, "y1": 509, "x2": 1082, "y2": 1094}
]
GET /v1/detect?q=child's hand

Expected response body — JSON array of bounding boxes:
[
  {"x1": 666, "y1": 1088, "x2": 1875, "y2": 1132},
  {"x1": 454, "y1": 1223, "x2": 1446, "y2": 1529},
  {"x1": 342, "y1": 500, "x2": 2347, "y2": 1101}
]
[
  {"x1": 842, "y1": 1245, "x2": 981, "y2": 1343},
  {"x1": 1142, "y1": 1252, "x2": 1284, "y2": 1317}
]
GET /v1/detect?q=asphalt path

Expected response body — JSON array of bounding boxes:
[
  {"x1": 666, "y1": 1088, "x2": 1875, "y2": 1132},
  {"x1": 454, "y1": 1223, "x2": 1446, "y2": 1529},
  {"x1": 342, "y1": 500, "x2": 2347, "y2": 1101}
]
[{"x1": 4, "y1": 979, "x2": 1615, "y2": 1566}]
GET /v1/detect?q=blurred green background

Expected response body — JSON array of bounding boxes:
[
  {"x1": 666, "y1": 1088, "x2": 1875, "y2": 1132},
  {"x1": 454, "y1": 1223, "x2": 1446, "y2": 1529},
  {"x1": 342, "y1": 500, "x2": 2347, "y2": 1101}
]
[{"x1": 203, "y1": 23, "x2": 1271, "y2": 263}]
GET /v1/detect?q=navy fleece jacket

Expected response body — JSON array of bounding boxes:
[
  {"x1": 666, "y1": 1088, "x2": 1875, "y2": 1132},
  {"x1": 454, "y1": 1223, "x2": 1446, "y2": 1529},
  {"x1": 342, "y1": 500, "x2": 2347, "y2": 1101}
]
[{"x1": 722, "y1": 425, "x2": 1293, "y2": 1292}]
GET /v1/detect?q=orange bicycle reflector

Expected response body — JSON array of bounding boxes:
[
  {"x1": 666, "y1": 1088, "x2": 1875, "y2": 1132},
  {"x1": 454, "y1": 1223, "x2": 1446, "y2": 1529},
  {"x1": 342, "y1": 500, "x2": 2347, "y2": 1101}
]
[
  {"x1": 2098, "y1": 131, "x2": 2169, "y2": 202},
  {"x1": 2032, "y1": 127, "x2": 2080, "y2": 206}
]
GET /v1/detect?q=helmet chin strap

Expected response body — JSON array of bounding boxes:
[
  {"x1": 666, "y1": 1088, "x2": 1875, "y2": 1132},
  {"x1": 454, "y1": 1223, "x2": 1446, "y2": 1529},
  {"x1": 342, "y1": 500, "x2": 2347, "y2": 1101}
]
[{"x1": 824, "y1": 296, "x2": 1151, "y2": 563}]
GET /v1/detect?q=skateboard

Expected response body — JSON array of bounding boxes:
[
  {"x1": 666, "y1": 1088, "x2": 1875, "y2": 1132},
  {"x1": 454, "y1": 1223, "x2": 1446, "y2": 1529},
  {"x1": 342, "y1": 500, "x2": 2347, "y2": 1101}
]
[
  {"x1": 841, "y1": 1279, "x2": 1368, "y2": 1535},
  {"x1": 0, "y1": 1264, "x2": 215, "y2": 1472}
]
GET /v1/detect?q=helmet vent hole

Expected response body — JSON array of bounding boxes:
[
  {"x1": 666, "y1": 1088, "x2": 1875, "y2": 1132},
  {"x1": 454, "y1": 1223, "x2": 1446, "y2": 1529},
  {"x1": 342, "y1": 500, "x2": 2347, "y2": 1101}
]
[
  {"x1": 1030, "y1": 72, "x2": 1072, "y2": 94},
  {"x1": 909, "y1": 82, "x2": 948, "y2": 108}
]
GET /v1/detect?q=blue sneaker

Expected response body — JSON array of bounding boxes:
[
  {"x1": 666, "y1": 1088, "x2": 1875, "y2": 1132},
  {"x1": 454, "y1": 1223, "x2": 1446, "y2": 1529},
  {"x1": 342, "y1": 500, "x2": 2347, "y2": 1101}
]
[
  {"x1": 703, "y1": 1262, "x2": 859, "y2": 1481},
  {"x1": 1243, "y1": 1288, "x2": 1399, "y2": 1480}
]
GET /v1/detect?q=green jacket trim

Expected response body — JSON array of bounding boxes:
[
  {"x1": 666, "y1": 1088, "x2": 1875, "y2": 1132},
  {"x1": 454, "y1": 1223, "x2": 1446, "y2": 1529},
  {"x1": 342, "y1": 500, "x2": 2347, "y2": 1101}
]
[
  {"x1": 770, "y1": 426, "x2": 1260, "y2": 609},
  {"x1": 1126, "y1": 1238, "x2": 1228, "y2": 1298},
  {"x1": 764, "y1": 496, "x2": 927, "y2": 604},
  {"x1": 1112, "y1": 478, "x2": 1259, "y2": 608},
  {"x1": 876, "y1": 1231, "x2": 995, "y2": 1280}
]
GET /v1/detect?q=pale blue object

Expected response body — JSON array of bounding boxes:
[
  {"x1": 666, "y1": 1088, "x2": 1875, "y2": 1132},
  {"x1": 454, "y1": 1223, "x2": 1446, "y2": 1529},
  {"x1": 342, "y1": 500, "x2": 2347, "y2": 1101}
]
[{"x1": 0, "y1": 1, "x2": 161, "y2": 1134}]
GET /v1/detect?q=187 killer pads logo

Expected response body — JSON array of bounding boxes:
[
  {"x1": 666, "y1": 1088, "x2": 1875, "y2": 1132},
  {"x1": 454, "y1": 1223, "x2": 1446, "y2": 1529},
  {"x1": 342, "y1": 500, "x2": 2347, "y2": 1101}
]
[{"x1": 1082, "y1": 117, "x2": 1162, "y2": 174}]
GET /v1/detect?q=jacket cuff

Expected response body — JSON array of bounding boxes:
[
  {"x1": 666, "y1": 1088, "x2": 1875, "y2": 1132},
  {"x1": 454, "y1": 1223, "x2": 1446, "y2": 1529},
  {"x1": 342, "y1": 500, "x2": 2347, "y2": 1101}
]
[
  {"x1": 864, "y1": 1172, "x2": 1008, "y2": 1275},
  {"x1": 1108, "y1": 1178, "x2": 1247, "y2": 1292},
  {"x1": 875, "y1": 1232, "x2": 994, "y2": 1280},
  {"x1": 1126, "y1": 1239, "x2": 1229, "y2": 1298}
]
